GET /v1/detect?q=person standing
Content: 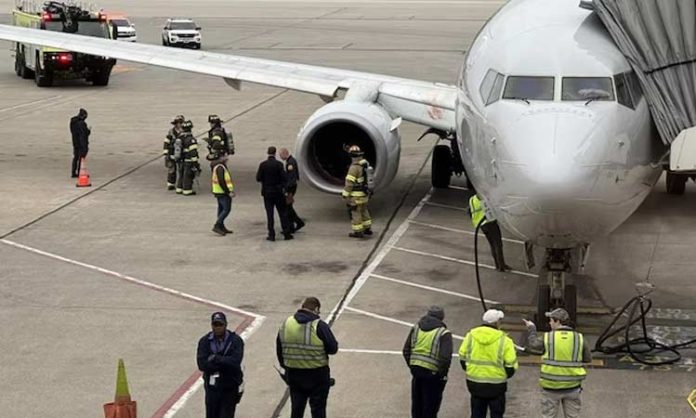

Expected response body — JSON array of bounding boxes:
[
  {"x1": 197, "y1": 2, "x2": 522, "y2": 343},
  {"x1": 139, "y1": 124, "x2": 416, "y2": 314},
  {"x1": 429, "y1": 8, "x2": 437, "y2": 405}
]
[
  {"x1": 280, "y1": 148, "x2": 305, "y2": 232},
  {"x1": 197, "y1": 312, "x2": 245, "y2": 418},
  {"x1": 164, "y1": 115, "x2": 184, "y2": 190},
  {"x1": 180, "y1": 120, "x2": 200, "y2": 196},
  {"x1": 277, "y1": 297, "x2": 338, "y2": 418},
  {"x1": 342, "y1": 145, "x2": 373, "y2": 238},
  {"x1": 402, "y1": 306, "x2": 453, "y2": 418},
  {"x1": 70, "y1": 108, "x2": 90, "y2": 178},
  {"x1": 459, "y1": 309, "x2": 518, "y2": 418},
  {"x1": 207, "y1": 115, "x2": 234, "y2": 158},
  {"x1": 256, "y1": 146, "x2": 293, "y2": 241},
  {"x1": 523, "y1": 308, "x2": 591, "y2": 418},
  {"x1": 468, "y1": 194, "x2": 510, "y2": 272},
  {"x1": 211, "y1": 154, "x2": 235, "y2": 236}
]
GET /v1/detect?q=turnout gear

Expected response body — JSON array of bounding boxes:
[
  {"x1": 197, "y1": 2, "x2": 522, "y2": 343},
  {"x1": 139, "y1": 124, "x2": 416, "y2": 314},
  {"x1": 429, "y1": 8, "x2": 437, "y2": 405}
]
[
  {"x1": 180, "y1": 127, "x2": 199, "y2": 196},
  {"x1": 207, "y1": 114, "x2": 235, "y2": 158},
  {"x1": 540, "y1": 331, "x2": 587, "y2": 390},
  {"x1": 342, "y1": 154, "x2": 373, "y2": 236},
  {"x1": 164, "y1": 118, "x2": 184, "y2": 190}
]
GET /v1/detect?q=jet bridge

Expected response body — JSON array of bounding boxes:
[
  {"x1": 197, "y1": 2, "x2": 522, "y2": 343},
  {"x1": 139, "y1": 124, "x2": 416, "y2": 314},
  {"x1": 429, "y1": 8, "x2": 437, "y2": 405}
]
[{"x1": 589, "y1": 0, "x2": 696, "y2": 190}]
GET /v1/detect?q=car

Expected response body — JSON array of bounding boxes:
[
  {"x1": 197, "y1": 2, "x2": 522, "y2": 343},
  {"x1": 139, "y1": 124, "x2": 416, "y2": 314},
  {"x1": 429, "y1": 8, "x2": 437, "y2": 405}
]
[
  {"x1": 162, "y1": 18, "x2": 201, "y2": 49},
  {"x1": 107, "y1": 14, "x2": 137, "y2": 42}
]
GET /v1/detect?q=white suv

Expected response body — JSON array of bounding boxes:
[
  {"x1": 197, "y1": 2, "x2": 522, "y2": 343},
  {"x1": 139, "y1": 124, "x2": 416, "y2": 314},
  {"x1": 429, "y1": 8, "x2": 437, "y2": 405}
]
[
  {"x1": 110, "y1": 17, "x2": 137, "y2": 42},
  {"x1": 162, "y1": 19, "x2": 201, "y2": 49}
]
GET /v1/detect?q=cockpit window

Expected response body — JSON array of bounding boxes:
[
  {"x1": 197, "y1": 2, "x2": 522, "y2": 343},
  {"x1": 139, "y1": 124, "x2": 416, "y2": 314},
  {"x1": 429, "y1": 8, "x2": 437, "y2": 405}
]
[
  {"x1": 562, "y1": 77, "x2": 614, "y2": 101},
  {"x1": 479, "y1": 69, "x2": 506, "y2": 106},
  {"x1": 503, "y1": 76, "x2": 554, "y2": 101}
]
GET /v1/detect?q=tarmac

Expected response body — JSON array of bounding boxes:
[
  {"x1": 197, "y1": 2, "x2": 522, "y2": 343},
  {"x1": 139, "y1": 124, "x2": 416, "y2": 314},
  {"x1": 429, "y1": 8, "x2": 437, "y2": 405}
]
[{"x1": 0, "y1": 1, "x2": 695, "y2": 417}]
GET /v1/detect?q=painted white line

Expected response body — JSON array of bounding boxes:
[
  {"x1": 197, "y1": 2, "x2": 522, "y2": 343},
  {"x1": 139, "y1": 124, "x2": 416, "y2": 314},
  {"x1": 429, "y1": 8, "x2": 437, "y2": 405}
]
[
  {"x1": 344, "y1": 306, "x2": 464, "y2": 340},
  {"x1": 0, "y1": 95, "x2": 62, "y2": 113},
  {"x1": 409, "y1": 220, "x2": 525, "y2": 245},
  {"x1": 1, "y1": 239, "x2": 265, "y2": 319},
  {"x1": 392, "y1": 245, "x2": 538, "y2": 278},
  {"x1": 328, "y1": 189, "x2": 434, "y2": 319},
  {"x1": 424, "y1": 201, "x2": 468, "y2": 212},
  {"x1": 370, "y1": 273, "x2": 500, "y2": 304},
  {"x1": 448, "y1": 185, "x2": 470, "y2": 191}
]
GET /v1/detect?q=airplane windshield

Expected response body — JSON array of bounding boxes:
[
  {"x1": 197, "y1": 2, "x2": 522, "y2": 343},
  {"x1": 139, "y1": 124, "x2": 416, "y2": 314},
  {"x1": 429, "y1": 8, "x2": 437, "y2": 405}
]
[
  {"x1": 562, "y1": 77, "x2": 614, "y2": 101},
  {"x1": 503, "y1": 76, "x2": 554, "y2": 101}
]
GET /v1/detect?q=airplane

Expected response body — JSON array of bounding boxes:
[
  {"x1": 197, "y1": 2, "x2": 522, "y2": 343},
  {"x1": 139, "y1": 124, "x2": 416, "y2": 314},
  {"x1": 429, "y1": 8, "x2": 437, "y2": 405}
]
[{"x1": 0, "y1": 0, "x2": 680, "y2": 323}]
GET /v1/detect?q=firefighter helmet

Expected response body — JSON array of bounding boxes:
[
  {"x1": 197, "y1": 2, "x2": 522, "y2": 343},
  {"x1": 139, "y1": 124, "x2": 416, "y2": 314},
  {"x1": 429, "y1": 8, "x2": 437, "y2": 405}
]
[
  {"x1": 348, "y1": 145, "x2": 363, "y2": 157},
  {"x1": 208, "y1": 114, "x2": 221, "y2": 124},
  {"x1": 182, "y1": 120, "x2": 193, "y2": 132},
  {"x1": 171, "y1": 114, "x2": 185, "y2": 125}
]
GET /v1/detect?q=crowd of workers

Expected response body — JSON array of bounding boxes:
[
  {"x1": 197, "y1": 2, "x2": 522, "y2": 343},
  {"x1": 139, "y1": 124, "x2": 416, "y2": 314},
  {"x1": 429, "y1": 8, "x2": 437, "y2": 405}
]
[{"x1": 197, "y1": 299, "x2": 590, "y2": 418}]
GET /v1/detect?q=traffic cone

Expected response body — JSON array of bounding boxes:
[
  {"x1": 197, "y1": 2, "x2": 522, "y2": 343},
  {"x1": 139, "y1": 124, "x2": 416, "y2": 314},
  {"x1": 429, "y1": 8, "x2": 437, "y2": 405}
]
[
  {"x1": 76, "y1": 157, "x2": 91, "y2": 187},
  {"x1": 103, "y1": 359, "x2": 137, "y2": 418}
]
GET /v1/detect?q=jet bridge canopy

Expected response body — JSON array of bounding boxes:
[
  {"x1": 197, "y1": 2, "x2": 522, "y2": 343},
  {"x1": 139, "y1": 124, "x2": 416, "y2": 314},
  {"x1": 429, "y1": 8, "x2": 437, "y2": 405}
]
[{"x1": 591, "y1": 0, "x2": 696, "y2": 146}]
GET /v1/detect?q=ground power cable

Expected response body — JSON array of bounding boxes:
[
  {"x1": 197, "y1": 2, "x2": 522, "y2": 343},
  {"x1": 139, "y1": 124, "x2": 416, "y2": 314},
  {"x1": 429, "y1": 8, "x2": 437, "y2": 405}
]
[{"x1": 270, "y1": 141, "x2": 436, "y2": 418}]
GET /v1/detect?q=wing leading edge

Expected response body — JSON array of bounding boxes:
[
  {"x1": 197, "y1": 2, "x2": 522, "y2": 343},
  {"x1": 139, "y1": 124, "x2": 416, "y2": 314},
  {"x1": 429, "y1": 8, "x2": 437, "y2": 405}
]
[{"x1": 0, "y1": 24, "x2": 457, "y2": 131}]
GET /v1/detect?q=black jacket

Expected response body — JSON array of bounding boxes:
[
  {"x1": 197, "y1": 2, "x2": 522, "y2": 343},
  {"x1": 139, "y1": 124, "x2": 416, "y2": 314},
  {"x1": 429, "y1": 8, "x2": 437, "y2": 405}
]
[
  {"x1": 285, "y1": 155, "x2": 300, "y2": 189},
  {"x1": 70, "y1": 115, "x2": 90, "y2": 153},
  {"x1": 256, "y1": 156, "x2": 287, "y2": 196},
  {"x1": 402, "y1": 314, "x2": 453, "y2": 377},
  {"x1": 276, "y1": 309, "x2": 339, "y2": 370},
  {"x1": 197, "y1": 330, "x2": 244, "y2": 389}
]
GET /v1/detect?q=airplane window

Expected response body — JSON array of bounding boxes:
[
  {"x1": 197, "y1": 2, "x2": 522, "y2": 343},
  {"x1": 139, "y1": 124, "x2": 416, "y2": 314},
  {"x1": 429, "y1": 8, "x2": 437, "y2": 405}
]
[
  {"x1": 486, "y1": 73, "x2": 505, "y2": 105},
  {"x1": 562, "y1": 77, "x2": 615, "y2": 101},
  {"x1": 614, "y1": 73, "x2": 634, "y2": 109},
  {"x1": 479, "y1": 69, "x2": 497, "y2": 104},
  {"x1": 626, "y1": 71, "x2": 643, "y2": 104},
  {"x1": 503, "y1": 76, "x2": 554, "y2": 101}
]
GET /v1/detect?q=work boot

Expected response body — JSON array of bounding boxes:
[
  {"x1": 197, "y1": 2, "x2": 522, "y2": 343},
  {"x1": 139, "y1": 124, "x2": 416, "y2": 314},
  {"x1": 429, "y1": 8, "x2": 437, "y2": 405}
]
[
  {"x1": 222, "y1": 226, "x2": 233, "y2": 234},
  {"x1": 284, "y1": 233, "x2": 294, "y2": 240},
  {"x1": 349, "y1": 232, "x2": 364, "y2": 238},
  {"x1": 167, "y1": 185, "x2": 175, "y2": 191},
  {"x1": 363, "y1": 228, "x2": 373, "y2": 236},
  {"x1": 266, "y1": 235, "x2": 276, "y2": 242},
  {"x1": 212, "y1": 225, "x2": 226, "y2": 236},
  {"x1": 294, "y1": 220, "x2": 305, "y2": 232}
]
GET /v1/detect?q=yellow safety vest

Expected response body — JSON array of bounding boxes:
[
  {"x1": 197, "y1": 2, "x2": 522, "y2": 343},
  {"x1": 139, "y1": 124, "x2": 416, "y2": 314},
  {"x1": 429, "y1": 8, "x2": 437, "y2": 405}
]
[
  {"x1": 540, "y1": 330, "x2": 587, "y2": 390},
  {"x1": 279, "y1": 317, "x2": 328, "y2": 369},
  {"x1": 409, "y1": 325, "x2": 450, "y2": 372},
  {"x1": 211, "y1": 164, "x2": 234, "y2": 194},
  {"x1": 469, "y1": 195, "x2": 488, "y2": 228},
  {"x1": 459, "y1": 326, "x2": 518, "y2": 384}
]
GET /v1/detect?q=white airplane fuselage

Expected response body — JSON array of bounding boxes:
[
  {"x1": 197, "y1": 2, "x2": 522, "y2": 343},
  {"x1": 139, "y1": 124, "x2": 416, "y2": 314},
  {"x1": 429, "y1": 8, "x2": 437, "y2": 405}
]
[{"x1": 456, "y1": 0, "x2": 665, "y2": 249}]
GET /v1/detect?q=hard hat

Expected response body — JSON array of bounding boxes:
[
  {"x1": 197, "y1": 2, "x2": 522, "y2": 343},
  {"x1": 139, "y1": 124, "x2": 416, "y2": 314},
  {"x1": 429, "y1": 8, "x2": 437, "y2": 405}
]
[
  {"x1": 171, "y1": 115, "x2": 185, "y2": 125},
  {"x1": 348, "y1": 145, "x2": 363, "y2": 156},
  {"x1": 208, "y1": 114, "x2": 221, "y2": 124},
  {"x1": 182, "y1": 120, "x2": 193, "y2": 131}
]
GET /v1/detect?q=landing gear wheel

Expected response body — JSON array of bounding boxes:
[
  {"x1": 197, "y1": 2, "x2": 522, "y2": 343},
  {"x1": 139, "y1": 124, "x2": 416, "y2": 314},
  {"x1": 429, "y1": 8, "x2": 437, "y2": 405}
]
[
  {"x1": 536, "y1": 284, "x2": 551, "y2": 331},
  {"x1": 432, "y1": 144, "x2": 452, "y2": 188},
  {"x1": 563, "y1": 284, "x2": 577, "y2": 327},
  {"x1": 666, "y1": 171, "x2": 687, "y2": 195}
]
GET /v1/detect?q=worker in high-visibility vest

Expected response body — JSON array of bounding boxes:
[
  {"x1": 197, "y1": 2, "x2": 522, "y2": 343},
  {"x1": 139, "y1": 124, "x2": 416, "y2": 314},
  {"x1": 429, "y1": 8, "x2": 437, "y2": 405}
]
[
  {"x1": 523, "y1": 308, "x2": 591, "y2": 418},
  {"x1": 468, "y1": 194, "x2": 510, "y2": 272},
  {"x1": 402, "y1": 306, "x2": 452, "y2": 418},
  {"x1": 210, "y1": 153, "x2": 235, "y2": 236},
  {"x1": 459, "y1": 309, "x2": 518, "y2": 418},
  {"x1": 276, "y1": 297, "x2": 338, "y2": 418}
]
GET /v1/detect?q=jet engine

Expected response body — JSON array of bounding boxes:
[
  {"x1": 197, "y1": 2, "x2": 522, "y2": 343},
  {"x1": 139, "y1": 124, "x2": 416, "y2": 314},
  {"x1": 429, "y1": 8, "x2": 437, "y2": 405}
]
[{"x1": 295, "y1": 100, "x2": 401, "y2": 194}]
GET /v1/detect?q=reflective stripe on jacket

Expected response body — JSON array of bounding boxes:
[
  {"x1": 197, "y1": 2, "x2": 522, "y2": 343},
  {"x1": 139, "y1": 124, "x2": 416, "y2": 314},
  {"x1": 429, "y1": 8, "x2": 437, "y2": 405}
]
[
  {"x1": 459, "y1": 326, "x2": 518, "y2": 384},
  {"x1": 343, "y1": 161, "x2": 368, "y2": 201},
  {"x1": 279, "y1": 316, "x2": 329, "y2": 369},
  {"x1": 409, "y1": 325, "x2": 450, "y2": 372},
  {"x1": 540, "y1": 330, "x2": 587, "y2": 389},
  {"x1": 468, "y1": 195, "x2": 488, "y2": 228},
  {"x1": 212, "y1": 164, "x2": 234, "y2": 195}
]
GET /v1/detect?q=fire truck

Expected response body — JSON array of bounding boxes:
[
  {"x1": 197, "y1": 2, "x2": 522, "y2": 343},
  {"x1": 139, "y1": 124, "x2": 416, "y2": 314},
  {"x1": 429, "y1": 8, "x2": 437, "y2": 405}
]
[{"x1": 11, "y1": 1, "x2": 116, "y2": 87}]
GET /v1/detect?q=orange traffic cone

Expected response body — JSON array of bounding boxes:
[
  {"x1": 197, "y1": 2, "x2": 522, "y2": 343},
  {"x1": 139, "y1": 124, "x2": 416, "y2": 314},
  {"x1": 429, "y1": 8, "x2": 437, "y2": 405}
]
[
  {"x1": 103, "y1": 359, "x2": 137, "y2": 418},
  {"x1": 76, "y1": 157, "x2": 91, "y2": 187}
]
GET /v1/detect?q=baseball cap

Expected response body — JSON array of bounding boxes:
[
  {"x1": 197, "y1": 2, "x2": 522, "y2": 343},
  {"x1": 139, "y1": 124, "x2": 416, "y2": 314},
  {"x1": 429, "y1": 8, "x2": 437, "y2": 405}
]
[
  {"x1": 211, "y1": 312, "x2": 227, "y2": 324},
  {"x1": 545, "y1": 308, "x2": 570, "y2": 321},
  {"x1": 482, "y1": 309, "x2": 504, "y2": 324}
]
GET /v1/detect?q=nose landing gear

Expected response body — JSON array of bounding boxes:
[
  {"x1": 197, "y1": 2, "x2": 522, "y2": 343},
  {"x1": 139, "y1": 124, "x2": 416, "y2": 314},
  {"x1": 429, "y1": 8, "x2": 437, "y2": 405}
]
[{"x1": 536, "y1": 248, "x2": 577, "y2": 330}]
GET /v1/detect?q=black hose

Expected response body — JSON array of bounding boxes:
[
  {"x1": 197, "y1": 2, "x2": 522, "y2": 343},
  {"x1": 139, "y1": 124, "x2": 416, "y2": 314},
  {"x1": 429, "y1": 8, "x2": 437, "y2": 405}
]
[
  {"x1": 473, "y1": 216, "x2": 487, "y2": 312},
  {"x1": 594, "y1": 294, "x2": 696, "y2": 365}
]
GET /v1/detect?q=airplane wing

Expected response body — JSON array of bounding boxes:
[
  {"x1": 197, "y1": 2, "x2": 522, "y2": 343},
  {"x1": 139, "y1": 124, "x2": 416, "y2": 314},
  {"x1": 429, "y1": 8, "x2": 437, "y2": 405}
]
[{"x1": 0, "y1": 24, "x2": 457, "y2": 132}]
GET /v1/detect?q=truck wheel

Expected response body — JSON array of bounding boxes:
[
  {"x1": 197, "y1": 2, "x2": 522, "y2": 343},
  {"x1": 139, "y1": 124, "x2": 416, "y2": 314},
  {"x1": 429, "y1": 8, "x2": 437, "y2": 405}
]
[
  {"x1": 432, "y1": 145, "x2": 452, "y2": 188},
  {"x1": 666, "y1": 171, "x2": 687, "y2": 195},
  {"x1": 14, "y1": 46, "x2": 21, "y2": 76},
  {"x1": 34, "y1": 56, "x2": 53, "y2": 87},
  {"x1": 17, "y1": 49, "x2": 33, "y2": 79},
  {"x1": 92, "y1": 69, "x2": 111, "y2": 86}
]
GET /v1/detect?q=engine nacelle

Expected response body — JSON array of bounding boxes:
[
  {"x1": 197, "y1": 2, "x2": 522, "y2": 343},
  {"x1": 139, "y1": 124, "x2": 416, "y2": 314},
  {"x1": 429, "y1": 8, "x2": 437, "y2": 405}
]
[{"x1": 295, "y1": 101, "x2": 401, "y2": 194}]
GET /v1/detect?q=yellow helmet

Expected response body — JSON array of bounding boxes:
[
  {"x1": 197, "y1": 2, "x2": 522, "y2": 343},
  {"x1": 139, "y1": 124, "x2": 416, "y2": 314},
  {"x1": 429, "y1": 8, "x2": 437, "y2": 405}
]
[{"x1": 348, "y1": 145, "x2": 363, "y2": 156}]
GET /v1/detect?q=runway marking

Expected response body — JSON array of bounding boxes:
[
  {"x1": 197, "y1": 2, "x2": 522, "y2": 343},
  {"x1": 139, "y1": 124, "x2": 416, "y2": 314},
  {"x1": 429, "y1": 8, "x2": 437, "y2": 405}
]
[
  {"x1": 0, "y1": 95, "x2": 61, "y2": 113},
  {"x1": 0, "y1": 239, "x2": 265, "y2": 418},
  {"x1": 424, "y1": 201, "x2": 468, "y2": 212},
  {"x1": 408, "y1": 219, "x2": 525, "y2": 245},
  {"x1": 370, "y1": 273, "x2": 500, "y2": 304},
  {"x1": 344, "y1": 306, "x2": 464, "y2": 340},
  {"x1": 391, "y1": 245, "x2": 538, "y2": 278},
  {"x1": 448, "y1": 185, "x2": 470, "y2": 191}
]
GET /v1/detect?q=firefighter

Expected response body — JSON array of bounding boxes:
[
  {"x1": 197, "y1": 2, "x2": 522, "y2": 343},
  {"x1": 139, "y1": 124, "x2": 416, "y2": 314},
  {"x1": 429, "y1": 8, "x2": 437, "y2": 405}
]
[
  {"x1": 207, "y1": 114, "x2": 234, "y2": 159},
  {"x1": 164, "y1": 115, "x2": 185, "y2": 190},
  {"x1": 342, "y1": 145, "x2": 373, "y2": 238},
  {"x1": 180, "y1": 120, "x2": 200, "y2": 196}
]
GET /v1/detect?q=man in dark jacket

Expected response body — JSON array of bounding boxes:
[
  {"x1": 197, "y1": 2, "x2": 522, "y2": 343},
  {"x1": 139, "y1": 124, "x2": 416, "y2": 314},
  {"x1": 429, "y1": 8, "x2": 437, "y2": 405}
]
[
  {"x1": 69, "y1": 108, "x2": 90, "y2": 177},
  {"x1": 403, "y1": 306, "x2": 453, "y2": 418},
  {"x1": 276, "y1": 297, "x2": 339, "y2": 418},
  {"x1": 256, "y1": 146, "x2": 293, "y2": 241},
  {"x1": 280, "y1": 148, "x2": 305, "y2": 232},
  {"x1": 197, "y1": 312, "x2": 244, "y2": 418}
]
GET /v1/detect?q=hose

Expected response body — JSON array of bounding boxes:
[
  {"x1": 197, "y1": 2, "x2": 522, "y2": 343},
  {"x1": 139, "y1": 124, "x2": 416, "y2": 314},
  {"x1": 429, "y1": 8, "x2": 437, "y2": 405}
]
[
  {"x1": 594, "y1": 294, "x2": 696, "y2": 365},
  {"x1": 473, "y1": 216, "x2": 488, "y2": 312}
]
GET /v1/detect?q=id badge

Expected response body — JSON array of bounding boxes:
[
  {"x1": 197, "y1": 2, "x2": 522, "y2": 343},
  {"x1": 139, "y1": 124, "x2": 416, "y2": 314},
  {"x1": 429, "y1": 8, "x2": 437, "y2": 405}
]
[{"x1": 210, "y1": 372, "x2": 220, "y2": 386}]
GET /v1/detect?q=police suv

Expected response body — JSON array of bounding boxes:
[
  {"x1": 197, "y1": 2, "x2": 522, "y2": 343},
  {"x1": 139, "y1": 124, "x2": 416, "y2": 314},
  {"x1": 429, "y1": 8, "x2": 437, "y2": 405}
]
[{"x1": 161, "y1": 18, "x2": 201, "y2": 49}]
